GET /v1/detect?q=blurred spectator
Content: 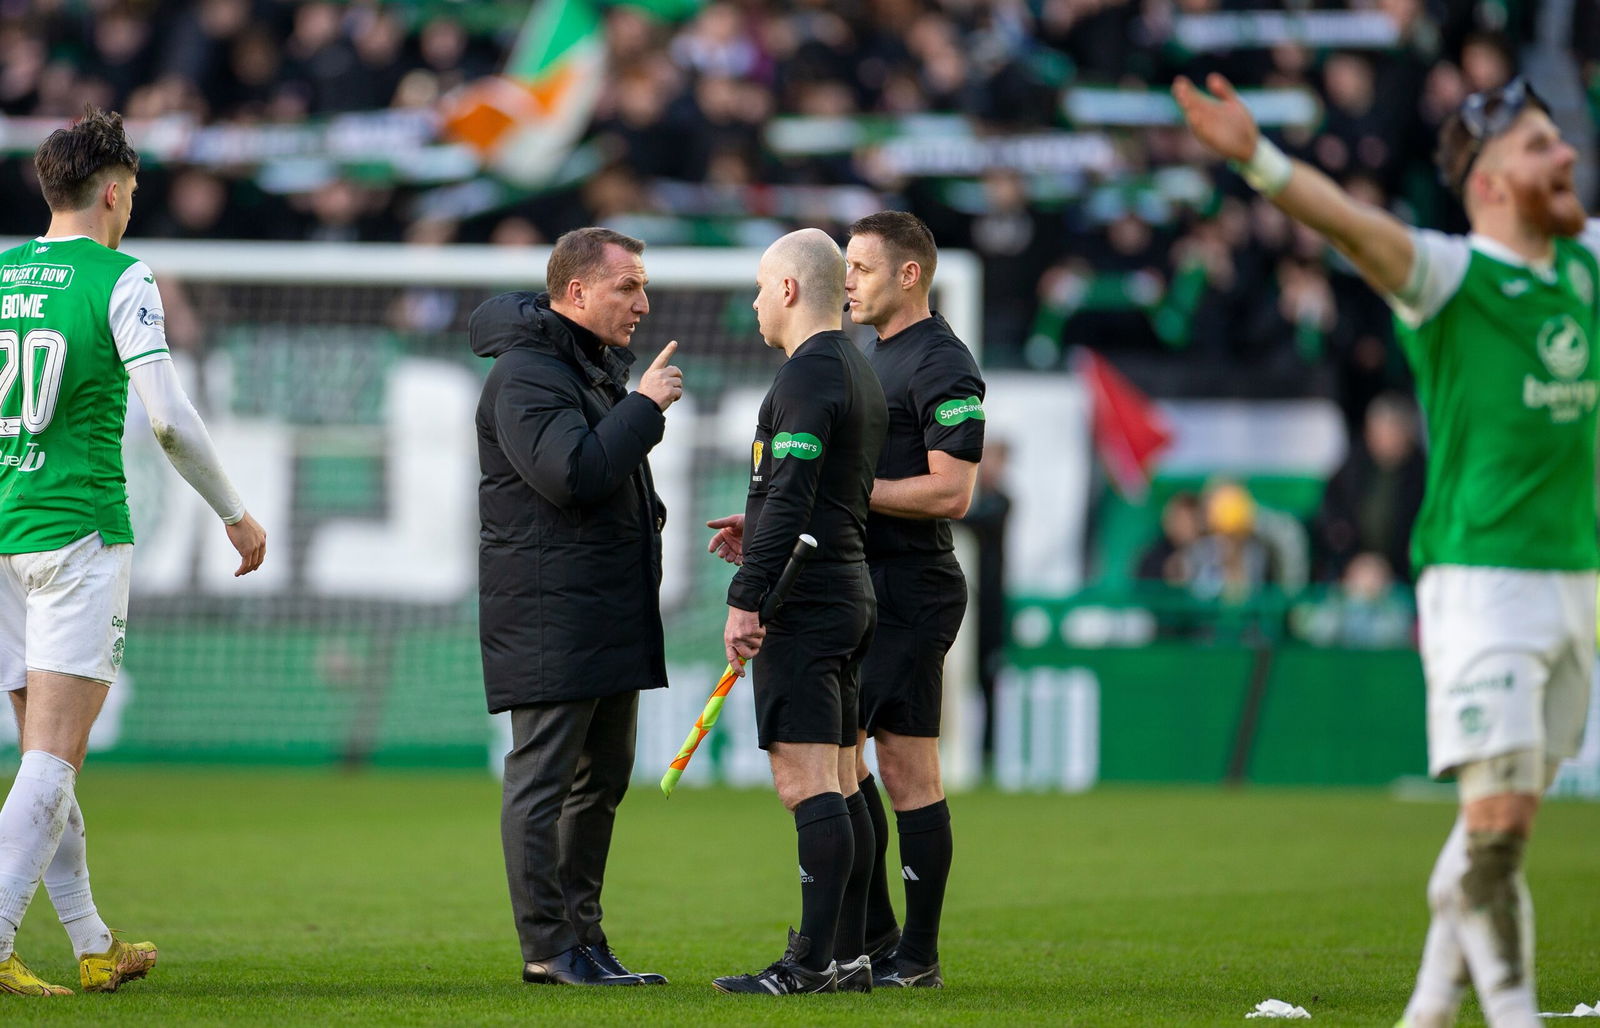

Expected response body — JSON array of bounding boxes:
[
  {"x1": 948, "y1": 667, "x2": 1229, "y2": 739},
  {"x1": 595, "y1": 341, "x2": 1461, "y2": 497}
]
[
  {"x1": 281, "y1": 2, "x2": 356, "y2": 115},
  {"x1": 1291, "y1": 552, "x2": 1415, "y2": 648},
  {"x1": 968, "y1": 168, "x2": 1052, "y2": 354},
  {"x1": 82, "y1": 8, "x2": 154, "y2": 110},
  {"x1": 959, "y1": 439, "x2": 1013, "y2": 774},
  {"x1": 489, "y1": 216, "x2": 545, "y2": 248},
  {"x1": 1136, "y1": 490, "x2": 1203, "y2": 584},
  {"x1": 1313, "y1": 392, "x2": 1427, "y2": 582},
  {"x1": 1315, "y1": 53, "x2": 1396, "y2": 185},
  {"x1": 1186, "y1": 481, "x2": 1275, "y2": 603},
  {"x1": 1459, "y1": 31, "x2": 1515, "y2": 92},
  {"x1": 144, "y1": 169, "x2": 231, "y2": 238}
]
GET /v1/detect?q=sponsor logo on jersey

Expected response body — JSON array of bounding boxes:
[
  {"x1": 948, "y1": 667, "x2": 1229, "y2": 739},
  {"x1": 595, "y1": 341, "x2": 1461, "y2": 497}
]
[
  {"x1": 1500, "y1": 278, "x2": 1531, "y2": 297},
  {"x1": 0, "y1": 442, "x2": 46, "y2": 473},
  {"x1": 1527, "y1": 316, "x2": 1596, "y2": 421},
  {"x1": 0, "y1": 264, "x2": 73, "y2": 289},
  {"x1": 772, "y1": 431, "x2": 822, "y2": 460},
  {"x1": 136, "y1": 306, "x2": 164, "y2": 329},
  {"x1": 935, "y1": 396, "x2": 985, "y2": 426},
  {"x1": 1524, "y1": 375, "x2": 1599, "y2": 423},
  {"x1": 1569, "y1": 260, "x2": 1595, "y2": 309},
  {"x1": 143, "y1": 275, "x2": 154, "y2": 284}
]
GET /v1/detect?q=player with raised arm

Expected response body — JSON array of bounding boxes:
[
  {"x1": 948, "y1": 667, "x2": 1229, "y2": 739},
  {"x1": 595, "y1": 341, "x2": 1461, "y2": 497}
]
[
  {"x1": 0, "y1": 107, "x2": 266, "y2": 997},
  {"x1": 1175, "y1": 73, "x2": 1598, "y2": 1028}
]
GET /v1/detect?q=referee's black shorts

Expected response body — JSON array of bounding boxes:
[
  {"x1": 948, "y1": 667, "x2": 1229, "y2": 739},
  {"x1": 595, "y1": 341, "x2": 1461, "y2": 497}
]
[
  {"x1": 751, "y1": 562, "x2": 875, "y2": 750},
  {"x1": 860, "y1": 557, "x2": 967, "y2": 738}
]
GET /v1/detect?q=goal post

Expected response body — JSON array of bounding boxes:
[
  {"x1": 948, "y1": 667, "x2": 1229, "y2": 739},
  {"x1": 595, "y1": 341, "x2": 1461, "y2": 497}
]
[{"x1": 0, "y1": 238, "x2": 985, "y2": 783}]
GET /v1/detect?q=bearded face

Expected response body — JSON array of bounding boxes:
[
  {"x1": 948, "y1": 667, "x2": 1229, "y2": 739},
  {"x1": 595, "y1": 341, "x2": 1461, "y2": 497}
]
[
  {"x1": 1476, "y1": 111, "x2": 1587, "y2": 238},
  {"x1": 1506, "y1": 162, "x2": 1587, "y2": 239}
]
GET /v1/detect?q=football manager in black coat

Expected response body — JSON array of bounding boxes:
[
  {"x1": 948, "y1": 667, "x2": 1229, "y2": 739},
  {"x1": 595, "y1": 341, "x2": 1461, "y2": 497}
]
[{"x1": 470, "y1": 226, "x2": 683, "y2": 987}]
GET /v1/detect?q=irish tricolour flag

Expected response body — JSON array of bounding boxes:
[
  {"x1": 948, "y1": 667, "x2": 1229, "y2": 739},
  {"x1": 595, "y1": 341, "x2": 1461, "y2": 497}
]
[{"x1": 442, "y1": 0, "x2": 611, "y2": 185}]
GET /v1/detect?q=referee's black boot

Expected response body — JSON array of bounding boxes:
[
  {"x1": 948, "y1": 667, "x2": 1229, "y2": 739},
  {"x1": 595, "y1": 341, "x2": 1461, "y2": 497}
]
[
  {"x1": 864, "y1": 925, "x2": 901, "y2": 976},
  {"x1": 873, "y1": 951, "x2": 944, "y2": 989},
  {"x1": 712, "y1": 928, "x2": 837, "y2": 995},
  {"x1": 835, "y1": 954, "x2": 874, "y2": 993},
  {"x1": 522, "y1": 946, "x2": 643, "y2": 986},
  {"x1": 585, "y1": 944, "x2": 668, "y2": 985}
]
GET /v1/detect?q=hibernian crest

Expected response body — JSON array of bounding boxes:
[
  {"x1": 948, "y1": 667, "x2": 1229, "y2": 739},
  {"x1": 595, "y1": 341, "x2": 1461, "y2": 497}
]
[{"x1": 1537, "y1": 315, "x2": 1589, "y2": 381}]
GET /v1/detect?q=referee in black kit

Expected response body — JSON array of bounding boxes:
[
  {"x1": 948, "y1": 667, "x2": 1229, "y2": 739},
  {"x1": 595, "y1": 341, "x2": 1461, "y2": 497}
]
[
  {"x1": 843, "y1": 212, "x2": 986, "y2": 988},
  {"x1": 704, "y1": 228, "x2": 888, "y2": 995}
]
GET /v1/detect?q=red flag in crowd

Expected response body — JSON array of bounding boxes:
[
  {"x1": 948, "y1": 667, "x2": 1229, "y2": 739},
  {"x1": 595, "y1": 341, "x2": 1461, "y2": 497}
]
[{"x1": 1073, "y1": 348, "x2": 1173, "y2": 501}]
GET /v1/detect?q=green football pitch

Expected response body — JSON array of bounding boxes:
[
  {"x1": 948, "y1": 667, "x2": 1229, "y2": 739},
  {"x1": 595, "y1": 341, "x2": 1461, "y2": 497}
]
[{"x1": 7, "y1": 769, "x2": 1599, "y2": 1026}]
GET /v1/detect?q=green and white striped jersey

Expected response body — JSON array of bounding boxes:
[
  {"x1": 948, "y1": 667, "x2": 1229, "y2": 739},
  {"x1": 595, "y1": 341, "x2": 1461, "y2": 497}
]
[
  {"x1": 0, "y1": 236, "x2": 171, "y2": 553},
  {"x1": 1388, "y1": 220, "x2": 1600, "y2": 573}
]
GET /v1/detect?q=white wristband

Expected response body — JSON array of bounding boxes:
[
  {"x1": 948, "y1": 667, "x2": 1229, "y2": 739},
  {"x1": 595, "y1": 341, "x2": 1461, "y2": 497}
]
[{"x1": 1231, "y1": 137, "x2": 1293, "y2": 197}]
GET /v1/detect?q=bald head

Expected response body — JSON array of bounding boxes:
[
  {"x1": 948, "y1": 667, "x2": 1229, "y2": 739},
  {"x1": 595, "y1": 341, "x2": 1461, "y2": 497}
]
[{"x1": 760, "y1": 228, "x2": 846, "y2": 314}]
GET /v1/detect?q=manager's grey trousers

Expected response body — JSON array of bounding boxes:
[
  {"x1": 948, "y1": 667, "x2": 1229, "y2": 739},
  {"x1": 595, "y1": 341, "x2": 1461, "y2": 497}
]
[{"x1": 501, "y1": 691, "x2": 638, "y2": 962}]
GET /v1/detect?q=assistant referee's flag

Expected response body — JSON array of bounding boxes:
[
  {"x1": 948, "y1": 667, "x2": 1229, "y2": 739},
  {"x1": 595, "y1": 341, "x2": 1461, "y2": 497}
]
[{"x1": 1073, "y1": 348, "x2": 1173, "y2": 501}]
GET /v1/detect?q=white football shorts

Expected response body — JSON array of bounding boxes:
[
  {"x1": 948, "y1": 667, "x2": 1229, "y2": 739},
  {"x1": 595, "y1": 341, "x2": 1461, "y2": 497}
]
[
  {"x1": 0, "y1": 532, "x2": 133, "y2": 691},
  {"x1": 1416, "y1": 564, "x2": 1596, "y2": 777}
]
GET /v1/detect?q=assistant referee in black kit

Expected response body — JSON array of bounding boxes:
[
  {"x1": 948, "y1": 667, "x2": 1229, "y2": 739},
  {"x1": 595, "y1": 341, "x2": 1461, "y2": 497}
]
[
  {"x1": 703, "y1": 228, "x2": 888, "y2": 995},
  {"x1": 843, "y1": 211, "x2": 986, "y2": 989}
]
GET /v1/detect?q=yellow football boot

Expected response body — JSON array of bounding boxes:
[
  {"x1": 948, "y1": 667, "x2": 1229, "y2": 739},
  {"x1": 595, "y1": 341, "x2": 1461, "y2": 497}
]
[
  {"x1": 0, "y1": 952, "x2": 73, "y2": 995},
  {"x1": 79, "y1": 935, "x2": 157, "y2": 993}
]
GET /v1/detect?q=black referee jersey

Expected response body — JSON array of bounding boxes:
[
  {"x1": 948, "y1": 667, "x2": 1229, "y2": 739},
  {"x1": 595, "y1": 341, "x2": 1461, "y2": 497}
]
[
  {"x1": 728, "y1": 330, "x2": 888, "y2": 612},
  {"x1": 864, "y1": 312, "x2": 986, "y2": 561}
]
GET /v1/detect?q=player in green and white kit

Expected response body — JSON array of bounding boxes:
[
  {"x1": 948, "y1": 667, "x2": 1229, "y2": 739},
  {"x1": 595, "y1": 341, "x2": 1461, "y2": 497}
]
[
  {"x1": 1176, "y1": 74, "x2": 1596, "y2": 1028},
  {"x1": 0, "y1": 109, "x2": 266, "y2": 997}
]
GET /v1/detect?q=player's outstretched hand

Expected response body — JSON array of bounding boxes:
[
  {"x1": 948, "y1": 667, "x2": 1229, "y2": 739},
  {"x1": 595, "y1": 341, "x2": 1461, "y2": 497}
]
[
  {"x1": 706, "y1": 513, "x2": 745, "y2": 565},
  {"x1": 227, "y1": 512, "x2": 267, "y2": 577},
  {"x1": 724, "y1": 605, "x2": 765, "y2": 673},
  {"x1": 639, "y1": 340, "x2": 683, "y2": 411},
  {"x1": 1172, "y1": 73, "x2": 1258, "y2": 163}
]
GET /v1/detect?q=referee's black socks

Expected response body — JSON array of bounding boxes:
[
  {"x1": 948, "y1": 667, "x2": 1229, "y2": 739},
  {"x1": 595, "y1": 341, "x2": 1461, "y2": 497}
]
[
  {"x1": 793, "y1": 792, "x2": 852, "y2": 973},
  {"x1": 896, "y1": 799, "x2": 952, "y2": 966},
  {"x1": 834, "y1": 789, "x2": 876, "y2": 960},
  {"x1": 858, "y1": 774, "x2": 899, "y2": 942}
]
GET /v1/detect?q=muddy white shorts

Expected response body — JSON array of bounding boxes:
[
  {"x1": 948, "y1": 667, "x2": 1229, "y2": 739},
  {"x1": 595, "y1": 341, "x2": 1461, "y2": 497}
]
[
  {"x1": 0, "y1": 533, "x2": 132, "y2": 690},
  {"x1": 1416, "y1": 565, "x2": 1595, "y2": 777}
]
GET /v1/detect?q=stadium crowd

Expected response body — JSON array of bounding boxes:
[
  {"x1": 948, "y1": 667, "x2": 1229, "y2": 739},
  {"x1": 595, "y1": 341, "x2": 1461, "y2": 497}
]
[{"x1": 2, "y1": 0, "x2": 1595, "y2": 413}]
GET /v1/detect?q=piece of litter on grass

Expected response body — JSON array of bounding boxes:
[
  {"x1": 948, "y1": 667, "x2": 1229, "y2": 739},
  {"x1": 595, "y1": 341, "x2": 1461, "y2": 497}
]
[
  {"x1": 1540, "y1": 1002, "x2": 1600, "y2": 1018},
  {"x1": 1246, "y1": 999, "x2": 1311, "y2": 1019}
]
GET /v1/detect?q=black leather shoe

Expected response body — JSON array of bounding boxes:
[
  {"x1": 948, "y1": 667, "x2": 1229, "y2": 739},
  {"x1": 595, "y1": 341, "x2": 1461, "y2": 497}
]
[
  {"x1": 586, "y1": 944, "x2": 668, "y2": 985},
  {"x1": 522, "y1": 946, "x2": 643, "y2": 985}
]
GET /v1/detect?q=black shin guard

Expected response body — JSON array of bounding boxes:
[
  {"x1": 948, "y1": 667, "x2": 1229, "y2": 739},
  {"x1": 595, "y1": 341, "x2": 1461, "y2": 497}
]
[
  {"x1": 794, "y1": 792, "x2": 852, "y2": 972},
  {"x1": 834, "y1": 790, "x2": 875, "y2": 960},
  {"x1": 858, "y1": 774, "x2": 898, "y2": 941},
  {"x1": 895, "y1": 799, "x2": 952, "y2": 967}
]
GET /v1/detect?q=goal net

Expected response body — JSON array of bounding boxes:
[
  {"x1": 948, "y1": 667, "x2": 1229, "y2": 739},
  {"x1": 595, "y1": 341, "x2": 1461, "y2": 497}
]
[{"x1": 0, "y1": 239, "x2": 981, "y2": 783}]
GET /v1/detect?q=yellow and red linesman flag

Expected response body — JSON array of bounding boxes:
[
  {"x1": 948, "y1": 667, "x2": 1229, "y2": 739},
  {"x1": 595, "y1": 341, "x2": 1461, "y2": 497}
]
[
  {"x1": 661, "y1": 533, "x2": 816, "y2": 796},
  {"x1": 660, "y1": 660, "x2": 742, "y2": 797}
]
